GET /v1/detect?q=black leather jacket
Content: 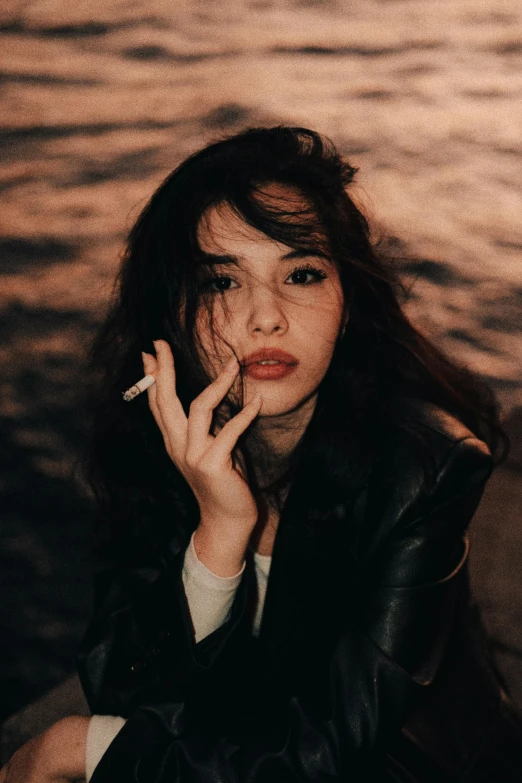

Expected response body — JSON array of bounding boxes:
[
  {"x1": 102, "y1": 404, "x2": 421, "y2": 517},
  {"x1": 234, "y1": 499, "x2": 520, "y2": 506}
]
[{"x1": 77, "y1": 399, "x2": 522, "y2": 782}]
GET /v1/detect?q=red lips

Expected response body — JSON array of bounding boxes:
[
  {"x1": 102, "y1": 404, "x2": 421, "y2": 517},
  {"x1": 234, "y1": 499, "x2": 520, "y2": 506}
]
[
  {"x1": 241, "y1": 348, "x2": 299, "y2": 381},
  {"x1": 242, "y1": 348, "x2": 299, "y2": 366}
]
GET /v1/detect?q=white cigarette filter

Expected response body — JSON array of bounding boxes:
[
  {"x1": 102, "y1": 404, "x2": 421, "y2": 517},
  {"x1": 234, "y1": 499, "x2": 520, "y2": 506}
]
[{"x1": 122, "y1": 374, "x2": 156, "y2": 401}]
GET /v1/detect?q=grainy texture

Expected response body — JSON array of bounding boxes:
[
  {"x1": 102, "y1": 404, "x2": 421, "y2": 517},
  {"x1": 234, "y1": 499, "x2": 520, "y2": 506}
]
[{"x1": 0, "y1": 0, "x2": 521, "y2": 727}]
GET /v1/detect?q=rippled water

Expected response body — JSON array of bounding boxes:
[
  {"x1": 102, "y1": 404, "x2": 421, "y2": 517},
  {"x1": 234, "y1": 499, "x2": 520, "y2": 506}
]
[{"x1": 1, "y1": 0, "x2": 521, "y2": 720}]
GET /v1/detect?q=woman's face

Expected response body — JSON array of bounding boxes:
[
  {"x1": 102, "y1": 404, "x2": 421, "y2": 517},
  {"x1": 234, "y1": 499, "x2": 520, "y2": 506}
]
[{"x1": 194, "y1": 186, "x2": 349, "y2": 420}]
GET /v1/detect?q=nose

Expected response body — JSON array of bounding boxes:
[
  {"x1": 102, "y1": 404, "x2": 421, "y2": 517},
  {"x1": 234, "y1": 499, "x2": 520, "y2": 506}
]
[{"x1": 247, "y1": 284, "x2": 289, "y2": 336}]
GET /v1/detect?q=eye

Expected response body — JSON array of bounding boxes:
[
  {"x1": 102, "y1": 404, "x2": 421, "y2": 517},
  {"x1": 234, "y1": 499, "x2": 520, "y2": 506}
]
[
  {"x1": 286, "y1": 264, "x2": 328, "y2": 285},
  {"x1": 200, "y1": 275, "x2": 239, "y2": 293},
  {"x1": 199, "y1": 263, "x2": 328, "y2": 293}
]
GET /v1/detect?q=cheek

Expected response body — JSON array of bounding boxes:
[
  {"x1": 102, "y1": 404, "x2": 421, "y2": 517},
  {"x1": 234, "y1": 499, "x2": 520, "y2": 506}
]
[
  {"x1": 301, "y1": 304, "x2": 343, "y2": 368},
  {"x1": 194, "y1": 307, "x2": 216, "y2": 365},
  {"x1": 195, "y1": 304, "x2": 234, "y2": 373},
  {"x1": 303, "y1": 296, "x2": 344, "y2": 337},
  {"x1": 195, "y1": 302, "x2": 220, "y2": 346},
  {"x1": 198, "y1": 298, "x2": 235, "y2": 335}
]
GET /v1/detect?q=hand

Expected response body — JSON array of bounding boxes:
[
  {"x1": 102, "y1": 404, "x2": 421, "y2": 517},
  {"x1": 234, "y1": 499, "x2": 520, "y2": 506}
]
[
  {"x1": 0, "y1": 716, "x2": 89, "y2": 783},
  {"x1": 143, "y1": 340, "x2": 262, "y2": 541}
]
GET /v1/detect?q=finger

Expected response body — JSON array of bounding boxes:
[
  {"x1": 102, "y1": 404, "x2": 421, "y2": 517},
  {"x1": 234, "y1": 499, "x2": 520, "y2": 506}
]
[
  {"x1": 185, "y1": 356, "x2": 240, "y2": 462},
  {"x1": 142, "y1": 352, "x2": 168, "y2": 440},
  {"x1": 153, "y1": 340, "x2": 187, "y2": 419},
  {"x1": 151, "y1": 341, "x2": 188, "y2": 450},
  {"x1": 143, "y1": 352, "x2": 180, "y2": 460},
  {"x1": 141, "y1": 349, "x2": 157, "y2": 377},
  {"x1": 208, "y1": 394, "x2": 262, "y2": 466}
]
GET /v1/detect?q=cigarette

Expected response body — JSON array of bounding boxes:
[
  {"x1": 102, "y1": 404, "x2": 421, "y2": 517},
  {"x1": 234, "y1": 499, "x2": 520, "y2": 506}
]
[{"x1": 122, "y1": 372, "x2": 156, "y2": 402}]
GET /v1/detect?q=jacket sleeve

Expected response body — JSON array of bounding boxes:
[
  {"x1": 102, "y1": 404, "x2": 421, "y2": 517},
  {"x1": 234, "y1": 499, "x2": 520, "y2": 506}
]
[
  {"x1": 86, "y1": 434, "x2": 495, "y2": 782},
  {"x1": 77, "y1": 530, "x2": 252, "y2": 717}
]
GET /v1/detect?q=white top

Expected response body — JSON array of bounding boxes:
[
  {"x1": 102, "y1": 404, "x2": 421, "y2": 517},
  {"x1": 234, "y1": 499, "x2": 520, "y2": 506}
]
[{"x1": 85, "y1": 533, "x2": 271, "y2": 781}]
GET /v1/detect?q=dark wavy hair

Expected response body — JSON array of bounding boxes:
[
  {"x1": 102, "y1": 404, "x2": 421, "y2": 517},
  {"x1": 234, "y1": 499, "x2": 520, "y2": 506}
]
[{"x1": 82, "y1": 125, "x2": 510, "y2": 564}]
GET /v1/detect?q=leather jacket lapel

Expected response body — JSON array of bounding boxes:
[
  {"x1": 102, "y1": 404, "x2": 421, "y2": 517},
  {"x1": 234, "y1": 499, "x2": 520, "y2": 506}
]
[{"x1": 253, "y1": 462, "x2": 360, "y2": 674}]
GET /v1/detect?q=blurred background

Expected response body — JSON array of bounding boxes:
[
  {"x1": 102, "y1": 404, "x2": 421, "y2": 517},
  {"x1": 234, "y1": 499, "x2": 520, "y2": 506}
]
[{"x1": 1, "y1": 0, "x2": 521, "y2": 727}]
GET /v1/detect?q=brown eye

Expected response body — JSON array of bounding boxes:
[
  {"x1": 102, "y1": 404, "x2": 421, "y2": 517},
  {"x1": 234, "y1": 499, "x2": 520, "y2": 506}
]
[
  {"x1": 286, "y1": 265, "x2": 328, "y2": 285},
  {"x1": 201, "y1": 276, "x2": 239, "y2": 293}
]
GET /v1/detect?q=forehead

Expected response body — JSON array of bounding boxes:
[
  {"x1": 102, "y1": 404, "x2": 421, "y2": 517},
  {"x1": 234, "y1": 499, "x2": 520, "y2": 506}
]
[
  {"x1": 196, "y1": 182, "x2": 324, "y2": 254},
  {"x1": 197, "y1": 203, "x2": 262, "y2": 253}
]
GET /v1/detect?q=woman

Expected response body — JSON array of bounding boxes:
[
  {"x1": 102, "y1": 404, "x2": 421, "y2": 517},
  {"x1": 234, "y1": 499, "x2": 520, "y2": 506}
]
[{"x1": 2, "y1": 125, "x2": 522, "y2": 782}]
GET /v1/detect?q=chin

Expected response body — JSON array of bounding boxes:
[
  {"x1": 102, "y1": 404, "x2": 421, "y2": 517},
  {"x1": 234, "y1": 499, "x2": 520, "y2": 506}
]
[{"x1": 254, "y1": 391, "x2": 316, "y2": 420}]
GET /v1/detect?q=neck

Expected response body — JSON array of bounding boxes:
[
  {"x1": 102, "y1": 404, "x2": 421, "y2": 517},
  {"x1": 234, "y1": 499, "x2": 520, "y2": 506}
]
[
  {"x1": 255, "y1": 392, "x2": 316, "y2": 458},
  {"x1": 247, "y1": 404, "x2": 313, "y2": 555},
  {"x1": 242, "y1": 393, "x2": 316, "y2": 492}
]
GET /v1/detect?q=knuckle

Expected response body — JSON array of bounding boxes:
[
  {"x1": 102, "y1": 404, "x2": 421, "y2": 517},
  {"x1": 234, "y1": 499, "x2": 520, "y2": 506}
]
[
  {"x1": 155, "y1": 384, "x2": 166, "y2": 399},
  {"x1": 156, "y1": 389, "x2": 171, "y2": 408},
  {"x1": 197, "y1": 455, "x2": 218, "y2": 476},
  {"x1": 184, "y1": 451, "x2": 199, "y2": 470},
  {"x1": 217, "y1": 421, "x2": 234, "y2": 439},
  {"x1": 189, "y1": 398, "x2": 202, "y2": 413}
]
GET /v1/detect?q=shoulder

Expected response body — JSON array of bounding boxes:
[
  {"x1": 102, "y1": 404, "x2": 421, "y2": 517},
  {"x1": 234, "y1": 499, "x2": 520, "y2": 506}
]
[
  {"x1": 360, "y1": 397, "x2": 494, "y2": 543},
  {"x1": 340, "y1": 397, "x2": 495, "y2": 565},
  {"x1": 390, "y1": 395, "x2": 493, "y2": 470}
]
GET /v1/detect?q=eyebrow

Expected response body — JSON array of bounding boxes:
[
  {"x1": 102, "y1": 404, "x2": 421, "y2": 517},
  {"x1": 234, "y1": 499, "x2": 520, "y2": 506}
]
[{"x1": 199, "y1": 248, "x2": 331, "y2": 266}]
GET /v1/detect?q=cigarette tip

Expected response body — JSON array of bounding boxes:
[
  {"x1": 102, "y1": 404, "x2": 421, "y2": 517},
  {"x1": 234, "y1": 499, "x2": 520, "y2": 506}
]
[
  {"x1": 122, "y1": 373, "x2": 156, "y2": 401},
  {"x1": 122, "y1": 386, "x2": 140, "y2": 402}
]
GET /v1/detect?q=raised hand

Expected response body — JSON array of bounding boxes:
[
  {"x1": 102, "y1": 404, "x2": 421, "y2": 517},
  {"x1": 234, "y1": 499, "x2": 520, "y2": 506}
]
[{"x1": 143, "y1": 340, "x2": 262, "y2": 573}]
